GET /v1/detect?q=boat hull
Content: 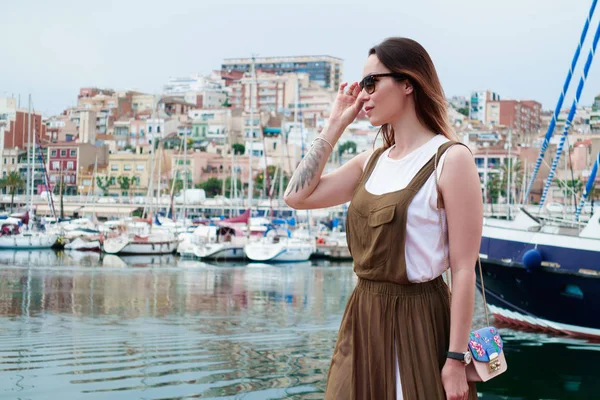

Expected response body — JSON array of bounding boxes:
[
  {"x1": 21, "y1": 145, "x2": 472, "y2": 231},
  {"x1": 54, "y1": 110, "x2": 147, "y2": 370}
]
[
  {"x1": 104, "y1": 238, "x2": 178, "y2": 255},
  {"x1": 244, "y1": 241, "x2": 313, "y2": 262},
  {"x1": 0, "y1": 233, "x2": 59, "y2": 250},
  {"x1": 479, "y1": 258, "x2": 600, "y2": 339}
]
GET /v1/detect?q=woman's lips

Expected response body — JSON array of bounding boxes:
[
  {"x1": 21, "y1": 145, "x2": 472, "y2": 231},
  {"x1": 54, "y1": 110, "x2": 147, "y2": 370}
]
[{"x1": 364, "y1": 106, "x2": 374, "y2": 114}]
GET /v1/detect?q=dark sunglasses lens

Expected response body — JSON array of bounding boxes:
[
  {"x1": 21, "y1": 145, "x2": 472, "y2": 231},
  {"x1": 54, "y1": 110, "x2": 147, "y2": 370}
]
[{"x1": 361, "y1": 76, "x2": 376, "y2": 94}]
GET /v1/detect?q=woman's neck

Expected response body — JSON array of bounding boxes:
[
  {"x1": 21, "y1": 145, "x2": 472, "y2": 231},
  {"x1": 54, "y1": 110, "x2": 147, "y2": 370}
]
[{"x1": 388, "y1": 108, "x2": 436, "y2": 159}]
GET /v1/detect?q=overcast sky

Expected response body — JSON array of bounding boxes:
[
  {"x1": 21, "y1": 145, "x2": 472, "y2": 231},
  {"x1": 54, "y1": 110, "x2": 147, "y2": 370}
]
[{"x1": 2, "y1": 0, "x2": 600, "y2": 117}]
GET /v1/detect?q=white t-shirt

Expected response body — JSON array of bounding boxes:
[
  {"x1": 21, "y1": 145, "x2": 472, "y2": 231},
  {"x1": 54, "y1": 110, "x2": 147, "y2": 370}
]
[{"x1": 363, "y1": 134, "x2": 451, "y2": 283}]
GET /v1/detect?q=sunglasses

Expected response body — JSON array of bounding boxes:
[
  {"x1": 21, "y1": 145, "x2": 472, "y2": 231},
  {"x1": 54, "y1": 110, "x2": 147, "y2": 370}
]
[{"x1": 359, "y1": 73, "x2": 410, "y2": 95}]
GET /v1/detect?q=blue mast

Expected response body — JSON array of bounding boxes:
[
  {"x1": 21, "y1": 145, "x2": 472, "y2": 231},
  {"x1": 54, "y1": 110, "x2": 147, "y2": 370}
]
[
  {"x1": 538, "y1": 19, "x2": 600, "y2": 210},
  {"x1": 575, "y1": 153, "x2": 599, "y2": 221},
  {"x1": 523, "y1": 0, "x2": 598, "y2": 203}
]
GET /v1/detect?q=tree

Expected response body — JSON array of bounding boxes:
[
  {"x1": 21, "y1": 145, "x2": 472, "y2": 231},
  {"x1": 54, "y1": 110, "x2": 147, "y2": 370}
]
[
  {"x1": 222, "y1": 98, "x2": 232, "y2": 108},
  {"x1": 557, "y1": 178, "x2": 584, "y2": 205},
  {"x1": 96, "y1": 176, "x2": 111, "y2": 196},
  {"x1": 486, "y1": 172, "x2": 503, "y2": 213},
  {"x1": 169, "y1": 178, "x2": 184, "y2": 196},
  {"x1": 254, "y1": 165, "x2": 278, "y2": 191},
  {"x1": 253, "y1": 165, "x2": 290, "y2": 198},
  {"x1": 0, "y1": 171, "x2": 25, "y2": 213},
  {"x1": 199, "y1": 177, "x2": 222, "y2": 197},
  {"x1": 232, "y1": 143, "x2": 245, "y2": 155},
  {"x1": 500, "y1": 159, "x2": 524, "y2": 203},
  {"x1": 224, "y1": 177, "x2": 242, "y2": 198},
  {"x1": 337, "y1": 141, "x2": 357, "y2": 165},
  {"x1": 457, "y1": 107, "x2": 469, "y2": 117},
  {"x1": 117, "y1": 176, "x2": 131, "y2": 199}
]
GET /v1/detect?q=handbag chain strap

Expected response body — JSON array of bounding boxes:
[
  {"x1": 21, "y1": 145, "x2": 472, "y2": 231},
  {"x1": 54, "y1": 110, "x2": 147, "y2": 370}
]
[{"x1": 434, "y1": 146, "x2": 490, "y2": 327}]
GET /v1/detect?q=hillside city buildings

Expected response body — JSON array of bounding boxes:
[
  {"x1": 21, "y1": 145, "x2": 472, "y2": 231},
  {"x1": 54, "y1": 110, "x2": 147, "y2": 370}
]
[{"x1": 1, "y1": 54, "x2": 599, "y2": 215}]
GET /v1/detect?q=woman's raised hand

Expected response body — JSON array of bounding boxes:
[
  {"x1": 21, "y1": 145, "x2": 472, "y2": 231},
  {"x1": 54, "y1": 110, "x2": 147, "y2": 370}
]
[{"x1": 329, "y1": 82, "x2": 364, "y2": 129}]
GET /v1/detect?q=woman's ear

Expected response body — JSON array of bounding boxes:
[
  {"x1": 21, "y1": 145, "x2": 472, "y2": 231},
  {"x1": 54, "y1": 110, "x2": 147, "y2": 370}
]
[{"x1": 404, "y1": 81, "x2": 414, "y2": 95}]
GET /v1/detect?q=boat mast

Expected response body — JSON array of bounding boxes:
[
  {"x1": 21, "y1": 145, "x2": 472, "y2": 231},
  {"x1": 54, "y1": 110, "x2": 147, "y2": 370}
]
[
  {"x1": 246, "y1": 55, "x2": 256, "y2": 238},
  {"x1": 538, "y1": 19, "x2": 600, "y2": 210},
  {"x1": 524, "y1": 0, "x2": 598, "y2": 203},
  {"x1": 25, "y1": 94, "x2": 32, "y2": 224}
]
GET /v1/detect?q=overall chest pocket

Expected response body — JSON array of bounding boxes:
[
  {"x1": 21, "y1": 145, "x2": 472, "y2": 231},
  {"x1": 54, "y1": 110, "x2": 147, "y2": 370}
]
[{"x1": 348, "y1": 204, "x2": 396, "y2": 268}]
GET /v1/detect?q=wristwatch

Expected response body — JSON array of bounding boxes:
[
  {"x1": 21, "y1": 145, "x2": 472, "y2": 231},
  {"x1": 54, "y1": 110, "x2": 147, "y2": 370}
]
[{"x1": 447, "y1": 351, "x2": 472, "y2": 365}]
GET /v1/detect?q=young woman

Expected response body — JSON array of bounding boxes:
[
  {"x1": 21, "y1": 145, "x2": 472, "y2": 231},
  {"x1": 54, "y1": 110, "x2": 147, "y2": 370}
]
[{"x1": 284, "y1": 37, "x2": 482, "y2": 400}]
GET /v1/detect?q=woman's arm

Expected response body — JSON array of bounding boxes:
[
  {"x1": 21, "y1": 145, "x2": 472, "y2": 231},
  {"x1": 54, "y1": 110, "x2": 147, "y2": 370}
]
[
  {"x1": 283, "y1": 122, "x2": 372, "y2": 210},
  {"x1": 284, "y1": 81, "x2": 370, "y2": 210},
  {"x1": 438, "y1": 144, "x2": 483, "y2": 400}
]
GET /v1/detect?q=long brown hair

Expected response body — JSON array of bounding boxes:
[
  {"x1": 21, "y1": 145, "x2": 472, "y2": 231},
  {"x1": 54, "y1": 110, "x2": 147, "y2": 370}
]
[{"x1": 369, "y1": 37, "x2": 456, "y2": 148}]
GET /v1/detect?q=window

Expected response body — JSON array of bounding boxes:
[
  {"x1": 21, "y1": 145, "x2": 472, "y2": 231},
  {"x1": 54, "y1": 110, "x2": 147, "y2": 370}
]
[
  {"x1": 136, "y1": 164, "x2": 144, "y2": 171},
  {"x1": 50, "y1": 175, "x2": 57, "y2": 183},
  {"x1": 148, "y1": 126, "x2": 152, "y2": 133},
  {"x1": 111, "y1": 164, "x2": 119, "y2": 171},
  {"x1": 64, "y1": 175, "x2": 71, "y2": 183},
  {"x1": 52, "y1": 161, "x2": 59, "y2": 170},
  {"x1": 70, "y1": 150, "x2": 76, "y2": 157},
  {"x1": 51, "y1": 150, "x2": 57, "y2": 157},
  {"x1": 60, "y1": 150, "x2": 66, "y2": 157},
  {"x1": 110, "y1": 177, "x2": 116, "y2": 185},
  {"x1": 67, "y1": 161, "x2": 74, "y2": 170},
  {"x1": 3, "y1": 158, "x2": 5, "y2": 165},
  {"x1": 157, "y1": 126, "x2": 160, "y2": 133},
  {"x1": 124, "y1": 164, "x2": 132, "y2": 171}
]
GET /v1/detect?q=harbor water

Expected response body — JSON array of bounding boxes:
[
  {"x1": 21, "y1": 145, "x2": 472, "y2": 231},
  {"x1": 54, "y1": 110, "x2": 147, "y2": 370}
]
[{"x1": 0, "y1": 251, "x2": 598, "y2": 399}]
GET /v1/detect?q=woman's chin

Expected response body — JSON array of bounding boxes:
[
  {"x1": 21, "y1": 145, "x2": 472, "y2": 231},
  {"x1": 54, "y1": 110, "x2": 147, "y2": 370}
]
[{"x1": 367, "y1": 115, "x2": 383, "y2": 127}]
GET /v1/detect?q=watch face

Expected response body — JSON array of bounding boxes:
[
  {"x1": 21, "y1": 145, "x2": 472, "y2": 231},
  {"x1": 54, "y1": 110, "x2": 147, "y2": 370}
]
[{"x1": 464, "y1": 351, "x2": 472, "y2": 365}]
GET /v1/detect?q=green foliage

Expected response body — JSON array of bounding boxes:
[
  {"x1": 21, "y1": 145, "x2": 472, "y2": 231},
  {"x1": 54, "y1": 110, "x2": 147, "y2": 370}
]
[
  {"x1": 117, "y1": 176, "x2": 131, "y2": 197},
  {"x1": 232, "y1": 143, "x2": 245, "y2": 155},
  {"x1": 457, "y1": 107, "x2": 469, "y2": 117},
  {"x1": 96, "y1": 176, "x2": 111, "y2": 196},
  {"x1": 338, "y1": 141, "x2": 357, "y2": 156},
  {"x1": 486, "y1": 173, "x2": 503, "y2": 203},
  {"x1": 224, "y1": 177, "x2": 242, "y2": 197},
  {"x1": 556, "y1": 178, "x2": 584, "y2": 193},
  {"x1": 0, "y1": 171, "x2": 25, "y2": 212},
  {"x1": 199, "y1": 177, "x2": 222, "y2": 198},
  {"x1": 169, "y1": 179, "x2": 184, "y2": 196}
]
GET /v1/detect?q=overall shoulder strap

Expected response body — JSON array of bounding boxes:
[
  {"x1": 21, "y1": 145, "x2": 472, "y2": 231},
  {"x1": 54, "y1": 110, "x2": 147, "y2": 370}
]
[{"x1": 359, "y1": 146, "x2": 386, "y2": 185}]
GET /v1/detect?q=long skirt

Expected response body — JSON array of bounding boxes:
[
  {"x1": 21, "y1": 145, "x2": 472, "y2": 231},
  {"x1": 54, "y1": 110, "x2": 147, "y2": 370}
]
[{"x1": 324, "y1": 276, "x2": 478, "y2": 399}]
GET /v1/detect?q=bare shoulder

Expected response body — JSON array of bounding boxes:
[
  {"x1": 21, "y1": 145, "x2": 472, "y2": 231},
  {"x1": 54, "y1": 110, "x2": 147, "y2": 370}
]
[
  {"x1": 351, "y1": 148, "x2": 376, "y2": 172},
  {"x1": 440, "y1": 144, "x2": 475, "y2": 176}
]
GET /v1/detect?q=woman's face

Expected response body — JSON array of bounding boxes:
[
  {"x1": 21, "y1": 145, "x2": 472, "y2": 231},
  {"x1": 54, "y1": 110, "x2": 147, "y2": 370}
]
[{"x1": 358, "y1": 54, "x2": 413, "y2": 127}]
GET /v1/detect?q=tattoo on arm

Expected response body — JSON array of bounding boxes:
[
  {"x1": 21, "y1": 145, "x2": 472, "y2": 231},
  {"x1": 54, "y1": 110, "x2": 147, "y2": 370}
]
[{"x1": 285, "y1": 140, "x2": 329, "y2": 196}]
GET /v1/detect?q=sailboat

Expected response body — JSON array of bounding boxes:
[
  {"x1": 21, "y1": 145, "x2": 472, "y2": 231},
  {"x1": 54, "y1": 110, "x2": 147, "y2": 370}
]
[
  {"x1": 478, "y1": 2, "x2": 600, "y2": 339},
  {"x1": 0, "y1": 95, "x2": 59, "y2": 250},
  {"x1": 178, "y1": 210, "x2": 250, "y2": 260}
]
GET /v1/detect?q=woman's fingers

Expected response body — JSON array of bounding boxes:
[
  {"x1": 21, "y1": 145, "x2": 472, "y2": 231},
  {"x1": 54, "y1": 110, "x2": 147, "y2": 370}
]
[{"x1": 346, "y1": 82, "x2": 357, "y2": 97}]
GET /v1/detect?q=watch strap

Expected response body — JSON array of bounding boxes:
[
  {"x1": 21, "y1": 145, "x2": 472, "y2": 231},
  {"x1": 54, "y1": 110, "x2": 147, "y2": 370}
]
[{"x1": 446, "y1": 351, "x2": 465, "y2": 361}]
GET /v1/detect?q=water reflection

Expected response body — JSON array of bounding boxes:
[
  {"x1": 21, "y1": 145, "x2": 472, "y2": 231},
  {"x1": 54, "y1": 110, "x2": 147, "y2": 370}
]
[
  {"x1": 0, "y1": 255, "x2": 597, "y2": 399},
  {"x1": 478, "y1": 330, "x2": 600, "y2": 399}
]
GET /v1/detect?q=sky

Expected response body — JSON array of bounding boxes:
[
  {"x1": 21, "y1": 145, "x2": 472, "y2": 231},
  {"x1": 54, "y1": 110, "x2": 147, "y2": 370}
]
[{"x1": 2, "y1": 0, "x2": 600, "y2": 117}]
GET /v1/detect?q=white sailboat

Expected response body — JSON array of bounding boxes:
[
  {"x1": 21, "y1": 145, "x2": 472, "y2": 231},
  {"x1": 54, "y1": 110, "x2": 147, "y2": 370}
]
[
  {"x1": 244, "y1": 234, "x2": 314, "y2": 262},
  {"x1": 102, "y1": 221, "x2": 178, "y2": 255},
  {"x1": 178, "y1": 223, "x2": 247, "y2": 260},
  {"x1": 0, "y1": 96, "x2": 59, "y2": 250}
]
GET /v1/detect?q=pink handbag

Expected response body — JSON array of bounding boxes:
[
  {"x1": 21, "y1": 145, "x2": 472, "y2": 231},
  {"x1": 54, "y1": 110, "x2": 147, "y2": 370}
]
[{"x1": 435, "y1": 146, "x2": 508, "y2": 382}]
